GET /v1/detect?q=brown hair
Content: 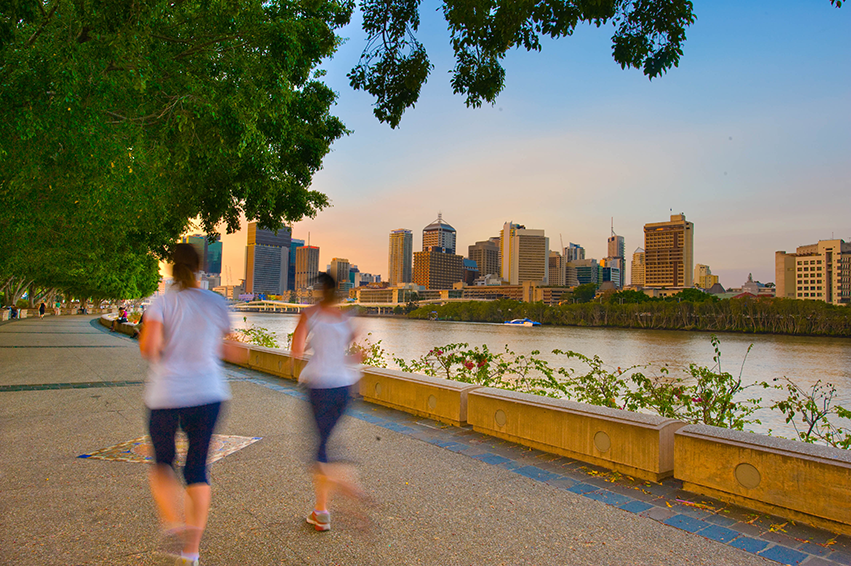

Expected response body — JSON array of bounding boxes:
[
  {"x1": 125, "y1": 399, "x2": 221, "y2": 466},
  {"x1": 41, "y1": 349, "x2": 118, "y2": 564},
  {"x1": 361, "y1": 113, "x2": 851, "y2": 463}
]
[
  {"x1": 314, "y1": 271, "x2": 337, "y2": 305},
  {"x1": 172, "y1": 243, "x2": 200, "y2": 291}
]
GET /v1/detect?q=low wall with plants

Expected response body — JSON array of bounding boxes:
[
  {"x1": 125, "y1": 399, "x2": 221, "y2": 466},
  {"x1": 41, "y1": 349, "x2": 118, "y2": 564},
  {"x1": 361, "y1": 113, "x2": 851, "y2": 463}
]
[{"x1": 220, "y1": 329, "x2": 851, "y2": 534}]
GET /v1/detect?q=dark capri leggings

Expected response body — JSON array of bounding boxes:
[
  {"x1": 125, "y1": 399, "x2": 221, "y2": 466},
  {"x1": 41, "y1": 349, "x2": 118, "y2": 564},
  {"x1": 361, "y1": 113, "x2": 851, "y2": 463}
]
[
  {"x1": 308, "y1": 386, "x2": 351, "y2": 463},
  {"x1": 148, "y1": 402, "x2": 222, "y2": 485}
]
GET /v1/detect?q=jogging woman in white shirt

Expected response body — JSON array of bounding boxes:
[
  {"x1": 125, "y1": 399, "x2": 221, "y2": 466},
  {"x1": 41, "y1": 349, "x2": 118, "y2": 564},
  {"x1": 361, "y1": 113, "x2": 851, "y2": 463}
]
[
  {"x1": 291, "y1": 271, "x2": 364, "y2": 531},
  {"x1": 139, "y1": 244, "x2": 231, "y2": 565}
]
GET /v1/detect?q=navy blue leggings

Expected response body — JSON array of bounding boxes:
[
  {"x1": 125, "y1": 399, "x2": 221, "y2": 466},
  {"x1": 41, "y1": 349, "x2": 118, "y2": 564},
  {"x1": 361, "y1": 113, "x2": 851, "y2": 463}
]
[
  {"x1": 308, "y1": 386, "x2": 350, "y2": 463},
  {"x1": 148, "y1": 402, "x2": 222, "y2": 485}
]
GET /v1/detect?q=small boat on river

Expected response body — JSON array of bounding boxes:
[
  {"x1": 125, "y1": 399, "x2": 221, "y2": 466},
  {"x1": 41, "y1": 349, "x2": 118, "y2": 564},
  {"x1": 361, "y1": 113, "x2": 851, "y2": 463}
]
[{"x1": 503, "y1": 318, "x2": 541, "y2": 327}]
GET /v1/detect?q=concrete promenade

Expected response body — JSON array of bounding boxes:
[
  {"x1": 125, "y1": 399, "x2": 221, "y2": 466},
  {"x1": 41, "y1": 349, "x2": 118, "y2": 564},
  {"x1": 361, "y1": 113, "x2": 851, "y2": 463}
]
[{"x1": 1, "y1": 316, "x2": 849, "y2": 565}]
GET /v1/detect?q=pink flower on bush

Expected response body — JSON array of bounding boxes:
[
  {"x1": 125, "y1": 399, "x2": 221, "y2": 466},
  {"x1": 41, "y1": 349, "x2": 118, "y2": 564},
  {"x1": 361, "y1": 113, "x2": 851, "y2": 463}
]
[
  {"x1": 464, "y1": 361, "x2": 475, "y2": 370},
  {"x1": 434, "y1": 349, "x2": 443, "y2": 356},
  {"x1": 692, "y1": 397, "x2": 703, "y2": 403},
  {"x1": 477, "y1": 360, "x2": 487, "y2": 368}
]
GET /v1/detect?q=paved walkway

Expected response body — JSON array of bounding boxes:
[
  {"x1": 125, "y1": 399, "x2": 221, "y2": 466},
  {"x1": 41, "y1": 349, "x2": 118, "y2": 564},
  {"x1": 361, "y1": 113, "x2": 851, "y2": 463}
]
[{"x1": 1, "y1": 316, "x2": 849, "y2": 566}]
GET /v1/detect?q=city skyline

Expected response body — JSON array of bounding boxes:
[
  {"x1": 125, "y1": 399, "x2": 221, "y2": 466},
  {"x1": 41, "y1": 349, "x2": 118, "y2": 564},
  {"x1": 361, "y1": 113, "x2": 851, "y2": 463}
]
[{"x1": 218, "y1": 1, "x2": 849, "y2": 289}]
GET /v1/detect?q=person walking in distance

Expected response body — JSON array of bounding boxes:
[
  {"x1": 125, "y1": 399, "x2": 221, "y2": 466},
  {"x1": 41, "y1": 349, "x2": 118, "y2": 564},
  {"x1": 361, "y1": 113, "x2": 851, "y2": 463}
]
[
  {"x1": 291, "y1": 272, "x2": 365, "y2": 532},
  {"x1": 139, "y1": 244, "x2": 231, "y2": 565},
  {"x1": 38, "y1": 302, "x2": 46, "y2": 319}
]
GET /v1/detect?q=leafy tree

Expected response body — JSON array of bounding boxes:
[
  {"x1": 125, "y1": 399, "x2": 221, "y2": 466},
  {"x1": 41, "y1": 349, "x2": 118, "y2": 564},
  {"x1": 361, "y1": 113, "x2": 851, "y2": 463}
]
[
  {"x1": 350, "y1": 0, "x2": 844, "y2": 127},
  {"x1": 608, "y1": 289, "x2": 656, "y2": 304},
  {"x1": 667, "y1": 288, "x2": 717, "y2": 303},
  {"x1": 573, "y1": 283, "x2": 598, "y2": 303},
  {"x1": 1, "y1": 0, "x2": 352, "y2": 299}
]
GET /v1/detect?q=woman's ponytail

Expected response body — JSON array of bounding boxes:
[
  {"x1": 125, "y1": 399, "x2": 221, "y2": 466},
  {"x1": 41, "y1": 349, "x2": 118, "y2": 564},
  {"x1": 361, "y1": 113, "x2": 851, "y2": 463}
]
[{"x1": 172, "y1": 243, "x2": 201, "y2": 291}]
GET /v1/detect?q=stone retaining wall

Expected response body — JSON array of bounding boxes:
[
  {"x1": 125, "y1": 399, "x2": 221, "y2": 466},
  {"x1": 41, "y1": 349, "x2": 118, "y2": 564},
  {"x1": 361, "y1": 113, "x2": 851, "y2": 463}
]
[
  {"x1": 675, "y1": 424, "x2": 851, "y2": 535},
  {"x1": 210, "y1": 335, "x2": 851, "y2": 535},
  {"x1": 467, "y1": 387, "x2": 684, "y2": 481}
]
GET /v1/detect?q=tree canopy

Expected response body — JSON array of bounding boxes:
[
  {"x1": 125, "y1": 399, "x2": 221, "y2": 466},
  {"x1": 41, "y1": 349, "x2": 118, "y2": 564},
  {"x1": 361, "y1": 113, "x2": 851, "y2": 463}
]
[{"x1": 1, "y1": 0, "x2": 352, "y2": 302}]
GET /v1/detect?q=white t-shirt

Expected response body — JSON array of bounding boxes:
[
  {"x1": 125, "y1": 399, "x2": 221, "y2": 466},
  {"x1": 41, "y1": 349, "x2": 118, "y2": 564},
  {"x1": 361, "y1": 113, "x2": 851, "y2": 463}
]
[
  {"x1": 144, "y1": 288, "x2": 231, "y2": 409},
  {"x1": 299, "y1": 310, "x2": 361, "y2": 389}
]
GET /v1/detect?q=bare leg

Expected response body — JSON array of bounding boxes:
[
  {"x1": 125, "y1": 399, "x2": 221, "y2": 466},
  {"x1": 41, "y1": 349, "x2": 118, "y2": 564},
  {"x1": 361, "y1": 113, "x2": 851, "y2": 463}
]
[
  {"x1": 313, "y1": 464, "x2": 330, "y2": 512},
  {"x1": 183, "y1": 484, "x2": 212, "y2": 554},
  {"x1": 149, "y1": 464, "x2": 183, "y2": 529}
]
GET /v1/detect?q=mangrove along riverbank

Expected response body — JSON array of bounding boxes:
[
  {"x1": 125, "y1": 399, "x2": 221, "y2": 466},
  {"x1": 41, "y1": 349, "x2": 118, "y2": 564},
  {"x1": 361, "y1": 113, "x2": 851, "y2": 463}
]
[{"x1": 407, "y1": 297, "x2": 851, "y2": 337}]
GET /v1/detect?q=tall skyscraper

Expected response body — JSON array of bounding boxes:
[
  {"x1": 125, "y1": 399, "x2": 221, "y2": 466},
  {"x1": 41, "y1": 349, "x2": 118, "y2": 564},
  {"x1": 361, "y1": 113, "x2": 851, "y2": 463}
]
[
  {"x1": 501, "y1": 222, "x2": 549, "y2": 285},
  {"x1": 606, "y1": 222, "x2": 625, "y2": 288},
  {"x1": 468, "y1": 239, "x2": 500, "y2": 278},
  {"x1": 548, "y1": 251, "x2": 565, "y2": 286},
  {"x1": 329, "y1": 258, "x2": 351, "y2": 294},
  {"x1": 422, "y1": 213, "x2": 456, "y2": 254},
  {"x1": 388, "y1": 229, "x2": 413, "y2": 285},
  {"x1": 631, "y1": 247, "x2": 646, "y2": 287},
  {"x1": 570, "y1": 259, "x2": 599, "y2": 285},
  {"x1": 776, "y1": 239, "x2": 851, "y2": 305},
  {"x1": 413, "y1": 249, "x2": 463, "y2": 290},
  {"x1": 245, "y1": 223, "x2": 291, "y2": 295},
  {"x1": 564, "y1": 243, "x2": 585, "y2": 262},
  {"x1": 288, "y1": 238, "x2": 305, "y2": 291},
  {"x1": 643, "y1": 214, "x2": 694, "y2": 288},
  {"x1": 295, "y1": 245, "x2": 320, "y2": 290}
]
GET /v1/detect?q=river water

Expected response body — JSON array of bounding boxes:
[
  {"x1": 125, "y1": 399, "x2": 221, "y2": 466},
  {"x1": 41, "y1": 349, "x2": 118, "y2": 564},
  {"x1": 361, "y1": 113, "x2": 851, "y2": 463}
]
[{"x1": 232, "y1": 313, "x2": 851, "y2": 437}]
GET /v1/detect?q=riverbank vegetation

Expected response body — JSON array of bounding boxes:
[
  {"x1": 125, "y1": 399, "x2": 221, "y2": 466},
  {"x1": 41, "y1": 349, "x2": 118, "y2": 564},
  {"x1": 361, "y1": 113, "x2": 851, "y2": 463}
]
[
  {"x1": 232, "y1": 322, "x2": 850, "y2": 449},
  {"x1": 356, "y1": 334, "x2": 851, "y2": 450},
  {"x1": 407, "y1": 296, "x2": 851, "y2": 337}
]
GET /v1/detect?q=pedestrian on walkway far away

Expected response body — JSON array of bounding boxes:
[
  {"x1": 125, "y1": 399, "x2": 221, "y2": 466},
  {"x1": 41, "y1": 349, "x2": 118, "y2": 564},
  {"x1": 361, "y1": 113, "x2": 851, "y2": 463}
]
[
  {"x1": 39, "y1": 302, "x2": 46, "y2": 319},
  {"x1": 291, "y1": 271, "x2": 366, "y2": 532},
  {"x1": 139, "y1": 243, "x2": 231, "y2": 566}
]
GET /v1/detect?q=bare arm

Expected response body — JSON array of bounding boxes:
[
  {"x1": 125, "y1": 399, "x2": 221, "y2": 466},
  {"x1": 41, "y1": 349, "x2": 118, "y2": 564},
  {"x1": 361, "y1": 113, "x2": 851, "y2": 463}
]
[
  {"x1": 139, "y1": 319, "x2": 163, "y2": 362},
  {"x1": 290, "y1": 311, "x2": 309, "y2": 378}
]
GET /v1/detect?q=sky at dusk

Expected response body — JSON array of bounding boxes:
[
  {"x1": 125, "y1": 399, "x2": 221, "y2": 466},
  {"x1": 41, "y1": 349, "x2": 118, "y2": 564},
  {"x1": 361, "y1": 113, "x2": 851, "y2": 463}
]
[{"x1": 218, "y1": 0, "x2": 850, "y2": 289}]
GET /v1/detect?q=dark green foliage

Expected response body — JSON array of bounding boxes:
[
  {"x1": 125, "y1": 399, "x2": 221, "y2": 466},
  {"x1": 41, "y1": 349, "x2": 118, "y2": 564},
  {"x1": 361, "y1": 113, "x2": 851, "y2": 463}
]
[
  {"x1": 1, "y1": 0, "x2": 353, "y2": 300},
  {"x1": 666, "y1": 288, "x2": 717, "y2": 303},
  {"x1": 573, "y1": 282, "x2": 598, "y2": 303},
  {"x1": 607, "y1": 289, "x2": 656, "y2": 304},
  {"x1": 353, "y1": 0, "x2": 699, "y2": 126}
]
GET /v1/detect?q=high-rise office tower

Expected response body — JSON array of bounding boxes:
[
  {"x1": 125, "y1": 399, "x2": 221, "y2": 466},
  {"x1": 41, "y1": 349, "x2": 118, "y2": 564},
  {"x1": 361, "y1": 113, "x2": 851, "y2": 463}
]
[
  {"x1": 245, "y1": 223, "x2": 291, "y2": 295},
  {"x1": 643, "y1": 214, "x2": 694, "y2": 287},
  {"x1": 548, "y1": 251, "x2": 565, "y2": 286},
  {"x1": 413, "y1": 249, "x2": 464, "y2": 290},
  {"x1": 501, "y1": 222, "x2": 549, "y2": 285},
  {"x1": 776, "y1": 239, "x2": 851, "y2": 305},
  {"x1": 564, "y1": 243, "x2": 585, "y2": 262},
  {"x1": 631, "y1": 248, "x2": 646, "y2": 287},
  {"x1": 570, "y1": 259, "x2": 599, "y2": 286},
  {"x1": 468, "y1": 239, "x2": 500, "y2": 278},
  {"x1": 288, "y1": 238, "x2": 305, "y2": 291},
  {"x1": 422, "y1": 213, "x2": 456, "y2": 254},
  {"x1": 329, "y1": 258, "x2": 351, "y2": 293},
  {"x1": 295, "y1": 245, "x2": 320, "y2": 290},
  {"x1": 388, "y1": 229, "x2": 413, "y2": 285},
  {"x1": 606, "y1": 222, "x2": 625, "y2": 288}
]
